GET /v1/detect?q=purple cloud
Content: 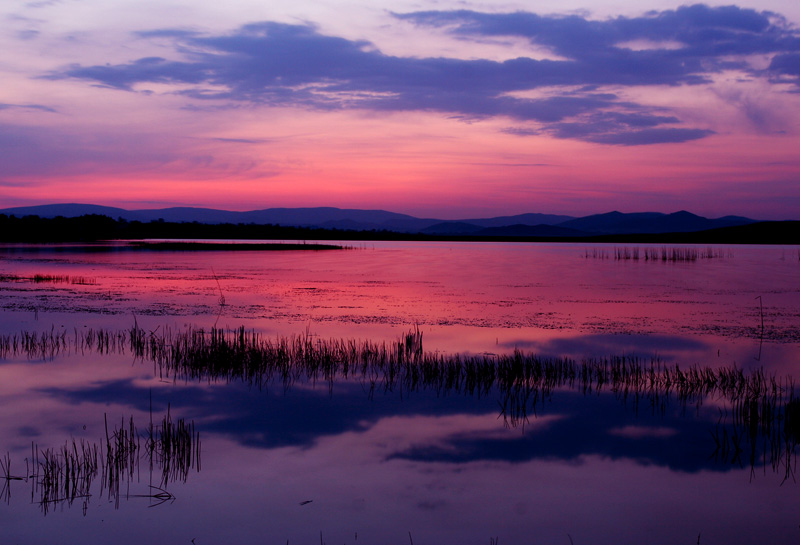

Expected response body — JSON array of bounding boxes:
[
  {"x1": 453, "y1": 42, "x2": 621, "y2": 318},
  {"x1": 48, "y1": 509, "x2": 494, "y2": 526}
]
[
  {"x1": 45, "y1": 5, "x2": 800, "y2": 145},
  {"x1": 769, "y1": 52, "x2": 800, "y2": 87},
  {"x1": 0, "y1": 102, "x2": 57, "y2": 113},
  {"x1": 397, "y1": 5, "x2": 798, "y2": 61}
]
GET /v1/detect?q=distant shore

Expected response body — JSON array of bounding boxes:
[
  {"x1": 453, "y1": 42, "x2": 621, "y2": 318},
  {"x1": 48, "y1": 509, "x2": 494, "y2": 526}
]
[
  {"x1": 130, "y1": 241, "x2": 346, "y2": 251},
  {"x1": 0, "y1": 213, "x2": 797, "y2": 245}
]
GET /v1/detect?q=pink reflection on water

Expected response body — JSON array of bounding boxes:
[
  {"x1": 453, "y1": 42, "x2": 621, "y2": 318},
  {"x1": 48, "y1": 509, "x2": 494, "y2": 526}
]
[
  {"x1": 0, "y1": 241, "x2": 799, "y2": 543},
  {"x1": 2, "y1": 241, "x2": 797, "y2": 370}
]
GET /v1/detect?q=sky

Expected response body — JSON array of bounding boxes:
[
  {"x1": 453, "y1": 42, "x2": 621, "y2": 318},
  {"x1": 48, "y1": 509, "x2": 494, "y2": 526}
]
[{"x1": 1, "y1": 0, "x2": 800, "y2": 219}]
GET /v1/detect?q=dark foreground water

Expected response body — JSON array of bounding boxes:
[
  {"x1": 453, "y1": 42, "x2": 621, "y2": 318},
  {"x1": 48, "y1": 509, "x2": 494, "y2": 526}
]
[{"x1": 0, "y1": 241, "x2": 798, "y2": 544}]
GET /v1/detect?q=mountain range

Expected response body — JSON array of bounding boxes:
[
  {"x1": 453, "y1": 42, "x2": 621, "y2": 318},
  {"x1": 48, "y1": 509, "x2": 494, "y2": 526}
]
[{"x1": 0, "y1": 203, "x2": 759, "y2": 237}]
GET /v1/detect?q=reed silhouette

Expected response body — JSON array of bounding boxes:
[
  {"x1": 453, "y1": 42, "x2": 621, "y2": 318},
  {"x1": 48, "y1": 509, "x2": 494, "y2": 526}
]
[
  {"x1": 1, "y1": 410, "x2": 199, "y2": 514},
  {"x1": 0, "y1": 273, "x2": 97, "y2": 285},
  {"x1": 0, "y1": 324, "x2": 796, "y2": 480},
  {"x1": 583, "y1": 246, "x2": 732, "y2": 262}
]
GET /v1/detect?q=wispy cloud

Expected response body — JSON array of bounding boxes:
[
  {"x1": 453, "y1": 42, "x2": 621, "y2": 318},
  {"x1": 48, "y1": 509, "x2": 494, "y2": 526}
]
[
  {"x1": 44, "y1": 5, "x2": 800, "y2": 145},
  {"x1": 0, "y1": 102, "x2": 57, "y2": 113},
  {"x1": 208, "y1": 137, "x2": 273, "y2": 144},
  {"x1": 16, "y1": 29, "x2": 40, "y2": 40}
]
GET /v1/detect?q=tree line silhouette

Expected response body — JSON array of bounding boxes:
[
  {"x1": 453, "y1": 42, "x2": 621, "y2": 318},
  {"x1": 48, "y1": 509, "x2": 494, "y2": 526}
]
[
  {"x1": 0, "y1": 213, "x2": 399, "y2": 242},
  {"x1": 2, "y1": 213, "x2": 797, "y2": 243}
]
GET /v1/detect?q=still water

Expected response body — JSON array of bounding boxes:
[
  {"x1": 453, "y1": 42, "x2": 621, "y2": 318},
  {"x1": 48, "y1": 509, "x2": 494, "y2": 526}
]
[{"x1": 0, "y1": 241, "x2": 798, "y2": 544}]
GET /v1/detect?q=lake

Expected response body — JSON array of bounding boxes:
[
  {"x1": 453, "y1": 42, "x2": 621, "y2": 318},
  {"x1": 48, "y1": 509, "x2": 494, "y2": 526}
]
[{"x1": 0, "y1": 241, "x2": 798, "y2": 544}]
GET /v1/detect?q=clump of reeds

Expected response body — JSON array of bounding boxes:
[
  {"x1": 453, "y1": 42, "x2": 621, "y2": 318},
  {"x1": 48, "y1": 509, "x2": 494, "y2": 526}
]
[
  {"x1": 1, "y1": 451, "x2": 25, "y2": 504},
  {"x1": 583, "y1": 248, "x2": 610, "y2": 259},
  {"x1": 32, "y1": 438, "x2": 100, "y2": 513},
  {"x1": 102, "y1": 414, "x2": 139, "y2": 506},
  {"x1": 146, "y1": 405, "x2": 201, "y2": 486},
  {"x1": 583, "y1": 246, "x2": 732, "y2": 262},
  {"x1": 0, "y1": 327, "x2": 69, "y2": 360},
  {"x1": 1, "y1": 410, "x2": 199, "y2": 514},
  {"x1": 0, "y1": 274, "x2": 97, "y2": 285},
  {"x1": 156, "y1": 325, "x2": 796, "y2": 479},
  {"x1": 0, "y1": 326, "x2": 130, "y2": 360},
  {"x1": 1, "y1": 324, "x2": 796, "y2": 479},
  {"x1": 69, "y1": 276, "x2": 97, "y2": 285}
]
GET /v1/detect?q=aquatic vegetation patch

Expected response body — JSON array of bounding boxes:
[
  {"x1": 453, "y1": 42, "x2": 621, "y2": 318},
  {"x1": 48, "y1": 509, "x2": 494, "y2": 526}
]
[
  {"x1": 1, "y1": 409, "x2": 199, "y2": 514},
  {"x1": 0, "y1": 324, "x2": 796, "y2": 481},
  {"x1": 583, "y1": 246, "x2": 733, "y2": 262},
  {"x1": 0, "y1": 273, "x2": 97, "y2": 285}
]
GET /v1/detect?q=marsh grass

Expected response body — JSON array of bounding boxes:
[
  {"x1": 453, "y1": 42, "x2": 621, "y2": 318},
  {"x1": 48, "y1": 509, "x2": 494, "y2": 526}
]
[
  {"x1": 0, "y1": 274, "x2": 97, "y2": 285},
  {"x1": 0, "y1": 324, "x2": 796, "y2": 480},
  {"x1": 0, "y1": 327, "x2": 129, "y2": 360},
  {"x1": 0, "y1": 410, "x2": 199, "y2": 514},
  {"x1": 146, "y1": 405, "x2": 201, "y2": 487},
  {"x1": 584, "y1": 246, "x2": 733, "y2": 262},
  {"x1": 133, "y1": 324, "x2": 800, "y2": 481}
]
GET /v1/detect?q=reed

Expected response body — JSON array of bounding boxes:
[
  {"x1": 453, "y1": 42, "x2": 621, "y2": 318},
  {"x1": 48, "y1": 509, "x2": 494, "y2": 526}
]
[
  {"x1": 1, "y1": 323, "x2": 796, "y2": 479},
  {"x1": 32, "y1": 438, "x2": 99, "y2": 512},
  {"x1": 583, "y1": 246, "x2": 732, "y2": 262},
  {"x1": 143, "y1": 325, "x2": 798, "y2": 480},
  {"x1": 0, "y1": 274, "x2": 97, "y2": 285},
  {"x1": 583, "y1": 248, "x2": 610, "y2": 259},
  {"x1": 0, "y1": 326, "x2": 131, "y2": 360},
  {"x1": 146, "y1": 405, "x2": 201, "y2": 486},
  {"x1": 1, "y1": 410, "x2": 199, "y2": 514}
]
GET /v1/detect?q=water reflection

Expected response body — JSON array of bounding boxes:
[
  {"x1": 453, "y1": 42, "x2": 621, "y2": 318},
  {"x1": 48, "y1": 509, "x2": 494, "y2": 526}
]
[
  {"x1": 3, "y1": 242, "x2": 799, "y2": 353},
  {"x1": 1, "y1": 242, "x2": 799, "y2": 542},
  {"x1": 505, "y1": 332, "x2": 710, "y2": 360},
  {"x1": 1, "y1": 408, "x2": 200, "y2": 514},
  {"x1": 2, "y1": 325, "x2": 796, "y2": 487}
]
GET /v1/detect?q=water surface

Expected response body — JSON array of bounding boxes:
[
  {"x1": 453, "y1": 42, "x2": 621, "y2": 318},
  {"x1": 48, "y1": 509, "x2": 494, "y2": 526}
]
[{"x1": 0, "y1": 241, "x2": 798, "y2": 544}]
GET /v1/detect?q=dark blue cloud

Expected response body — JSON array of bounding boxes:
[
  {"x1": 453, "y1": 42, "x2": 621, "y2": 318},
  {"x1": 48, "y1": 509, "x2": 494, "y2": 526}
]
[
  {"x1": 61, "y1": 56, "x2": 211, "y2": 91},
  {"x1": 396, "y1": 4, "x2": 800, "y2": 91},
  {"x1": 583, "y1": 127, "x2": 714, "y2": 146},
  {"x1": 501, "y1": 333, "x2": 709, "y2": 359},
  {"x1": 40, "y1": 377, "x2": 499, "y2": 450},
  {"x1": 46, "y1": 5, "x2": 800, "y2": 145},
  {"x1": 38, "y1": 375, "x2": 753, "y2": 474},
  {"x1": 388, "y1": 391, "x2": 724, "y2": 472},
  {"x1": 771, "y1": 53, "x2": 800, "y2": 74},
  {"x1": 769, "y1": 52, "x2": 800, "y2": 89},
  {"x1": 0, "y1": 102, "x2": 57, "y2": 113},
  {"x1": 397, "y1": 4, "x2": 799, "y2": 60}
]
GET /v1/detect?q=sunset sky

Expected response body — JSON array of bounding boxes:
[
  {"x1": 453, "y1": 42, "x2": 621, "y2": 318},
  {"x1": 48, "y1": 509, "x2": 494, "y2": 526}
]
[{"x1": 2, "y1": 1, "x2": 800, "y2": 219}]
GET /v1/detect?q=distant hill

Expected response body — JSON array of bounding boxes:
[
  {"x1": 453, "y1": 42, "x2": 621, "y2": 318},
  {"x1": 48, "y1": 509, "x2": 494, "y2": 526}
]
[
  {"x1": 421, "y1": 213, "x2": 574, "y2": 235},
  {"x1": 556, "y1": 210, "x2": 755, "y2": 234},
  {"x1": 473, "y1": 224, "x2": 589, "y2": 237},
  {"x1": 0, "y1": 203, "x2": 762, "y2": 237},
  {"x1": 0, "y1": 203, "x2": 132, "y2": 219},
  {"x1": 0, "y1": 204, "x2": 441, "y2": 232},
  {"x1": 463, "y1": 213, "x2": 574, "y2": 228},
  {"x1": 421, "y1": 222, "x2": 484, "y2": 235},
  {"x1": 0, "y1": 209, "x2": 795, "y2": 244},
  {"x1": 0, "y1": 203, "x2": 576, "y2": 233}
]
